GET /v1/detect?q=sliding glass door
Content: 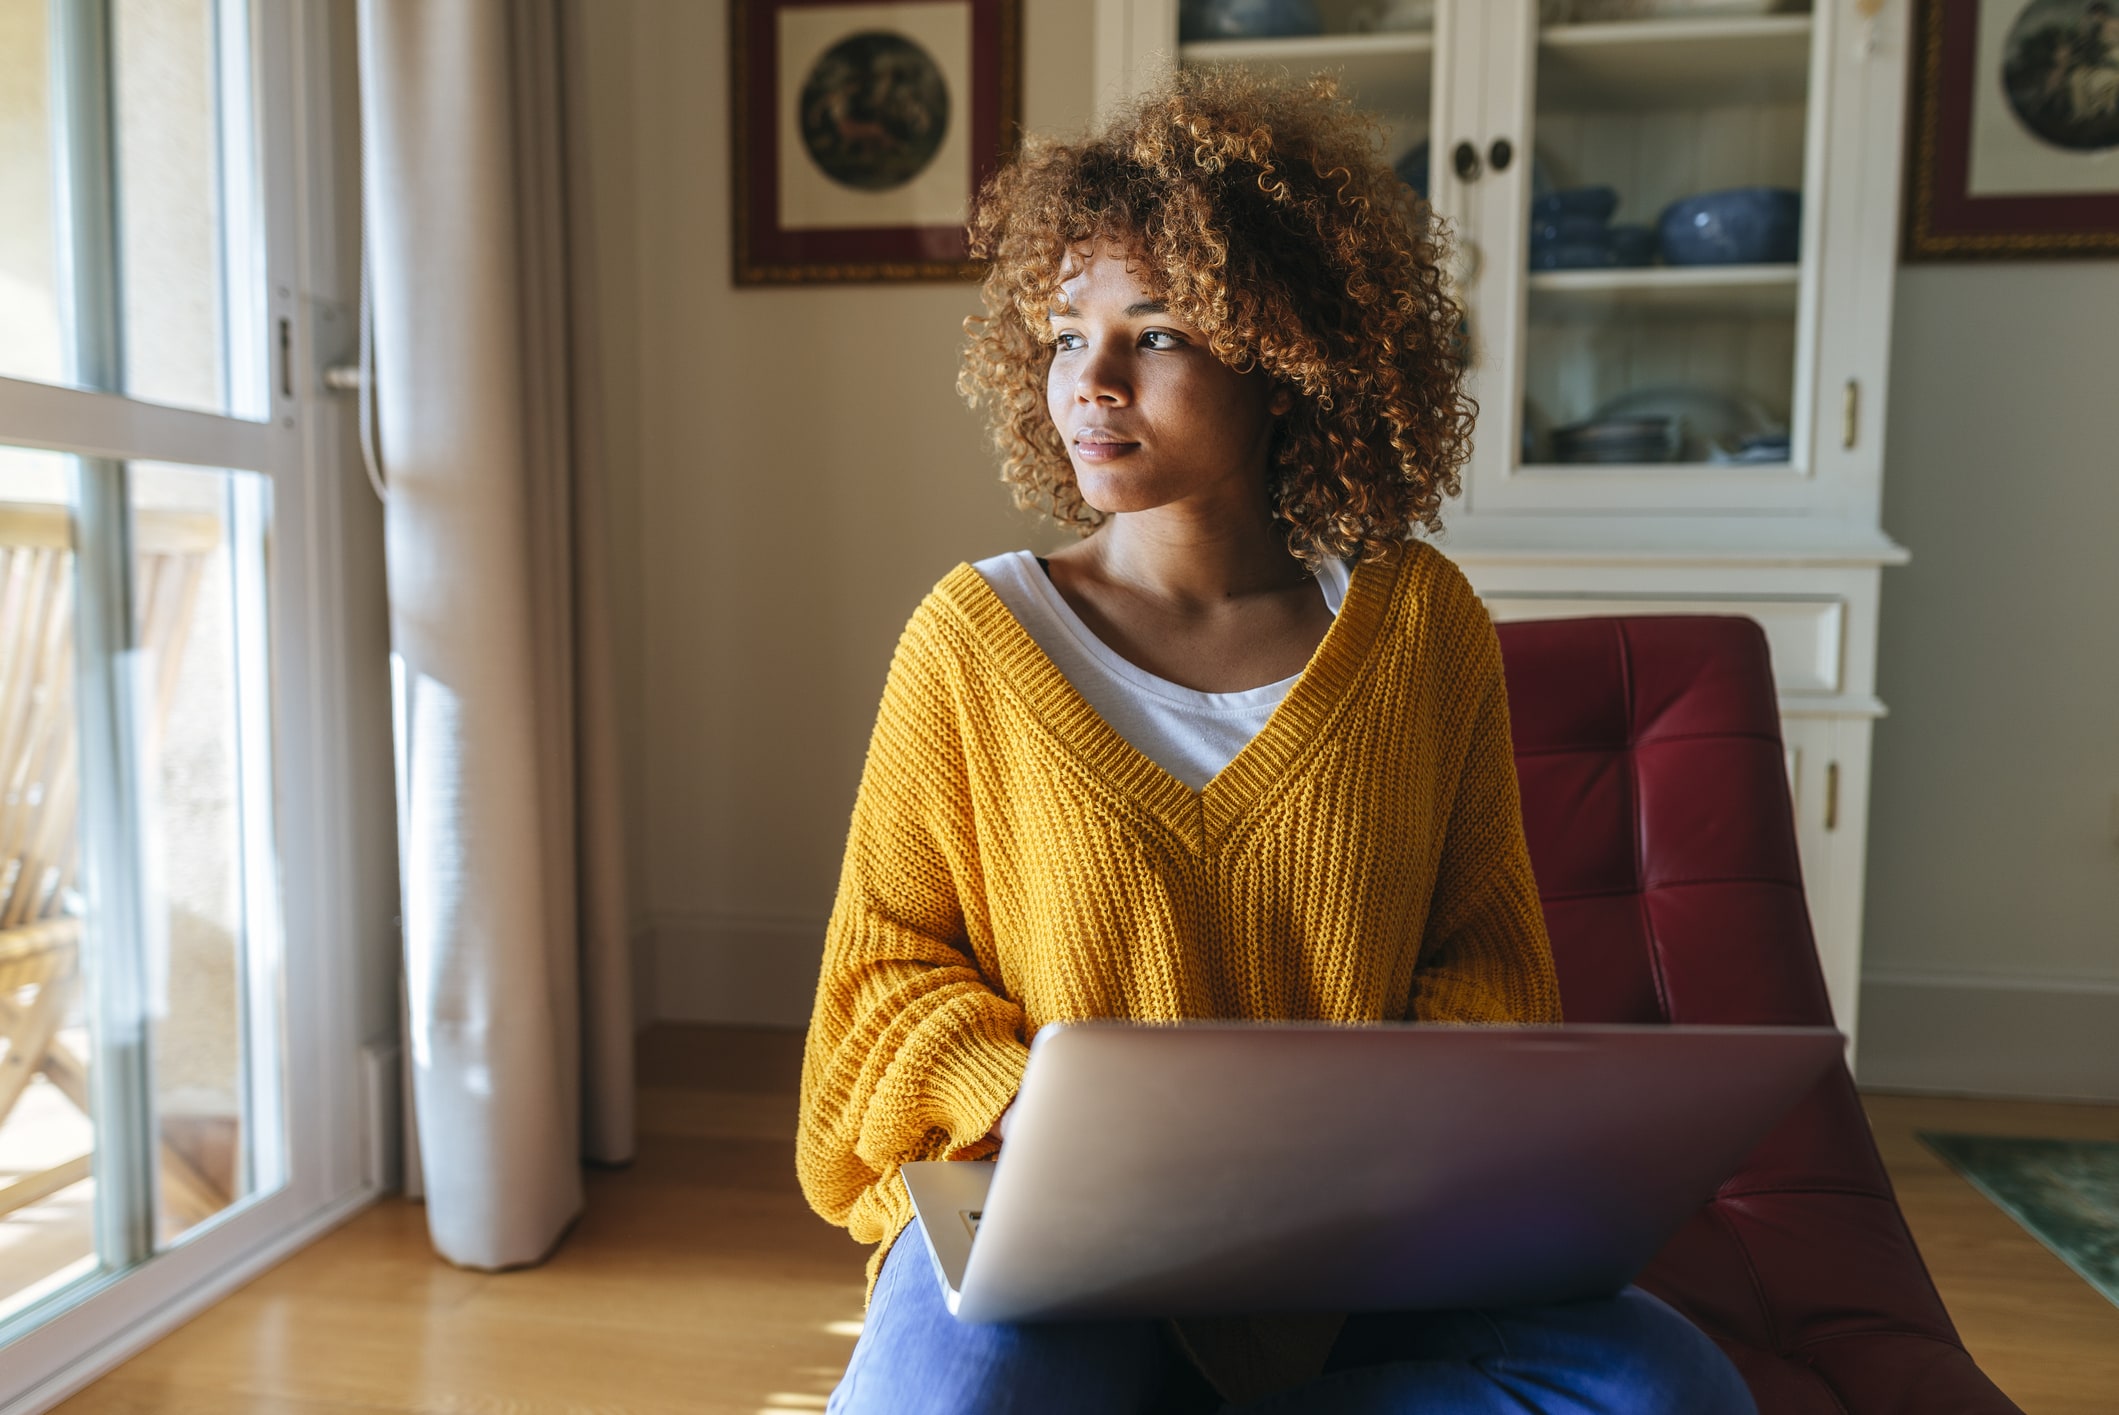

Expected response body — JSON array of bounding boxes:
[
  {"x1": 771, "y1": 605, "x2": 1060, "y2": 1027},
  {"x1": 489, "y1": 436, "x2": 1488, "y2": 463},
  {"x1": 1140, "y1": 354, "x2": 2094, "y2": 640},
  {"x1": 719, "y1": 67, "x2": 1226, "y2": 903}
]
[{"x1": 0, "y1": 0, "x2": 366, "y2": 1373}]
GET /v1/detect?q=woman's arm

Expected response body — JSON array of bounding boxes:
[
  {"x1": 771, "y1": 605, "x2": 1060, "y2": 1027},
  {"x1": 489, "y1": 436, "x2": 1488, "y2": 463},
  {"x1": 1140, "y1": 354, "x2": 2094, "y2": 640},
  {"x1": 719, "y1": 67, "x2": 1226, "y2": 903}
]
[
  {"x1": 796, "y1": 607, "x2": 1030, "y2": 1249},
  {"x1": 1409, "y1": 616, "x2": 1563, "y2": 1025}
]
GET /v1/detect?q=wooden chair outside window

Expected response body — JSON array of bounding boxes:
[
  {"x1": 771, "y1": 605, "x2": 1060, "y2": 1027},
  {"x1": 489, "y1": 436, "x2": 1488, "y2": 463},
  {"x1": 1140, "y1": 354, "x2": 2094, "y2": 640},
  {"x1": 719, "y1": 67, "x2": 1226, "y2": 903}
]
[{"x1": 0, "y1": 500, "x2": 232, "y2": 1235}]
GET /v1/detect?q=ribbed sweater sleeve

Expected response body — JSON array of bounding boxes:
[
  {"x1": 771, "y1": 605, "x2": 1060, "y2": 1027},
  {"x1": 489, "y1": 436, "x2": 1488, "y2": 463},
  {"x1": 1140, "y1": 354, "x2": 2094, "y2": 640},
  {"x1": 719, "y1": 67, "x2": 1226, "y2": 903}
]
[
  {"x1": 1410, "y1": 609, "x2": 1563, "y2": 1026},
  {"x1": 794, "y1": 607, "x2": 1030, "y2": 1271}
]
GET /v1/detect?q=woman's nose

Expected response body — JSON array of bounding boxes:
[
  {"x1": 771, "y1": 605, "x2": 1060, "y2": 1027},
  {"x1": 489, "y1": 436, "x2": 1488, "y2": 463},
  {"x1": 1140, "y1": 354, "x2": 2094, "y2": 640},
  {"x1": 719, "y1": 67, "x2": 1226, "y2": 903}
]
[{"x1": 1076, "y1": 350, "x2": 1130, "y2": 405}]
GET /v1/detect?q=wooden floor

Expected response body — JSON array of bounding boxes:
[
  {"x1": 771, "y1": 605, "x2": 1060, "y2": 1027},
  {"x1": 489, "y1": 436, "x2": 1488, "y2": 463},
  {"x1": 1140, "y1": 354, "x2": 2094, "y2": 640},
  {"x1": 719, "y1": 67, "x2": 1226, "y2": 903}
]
[
  {"x1": 45, "y1": 1028, "x2": 2119, "y2": 1415},
  {"x1": 1860, "y1": 1092, "x2": 2119, "y2": 1412}
]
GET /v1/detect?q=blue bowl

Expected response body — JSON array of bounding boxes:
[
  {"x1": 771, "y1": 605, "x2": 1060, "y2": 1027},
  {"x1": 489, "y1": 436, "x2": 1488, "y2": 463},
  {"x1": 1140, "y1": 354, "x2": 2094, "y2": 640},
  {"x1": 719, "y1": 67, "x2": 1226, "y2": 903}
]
[
  {"x1": 1179, "y1": 0, "x2": 1323, "y2": 40},
  {"x1": 1657, "y1": 187, "x2": 1800, "y2": 266},
  {"x1": 1531, "y1": 186, "x2": 1619, "y2": 225}
]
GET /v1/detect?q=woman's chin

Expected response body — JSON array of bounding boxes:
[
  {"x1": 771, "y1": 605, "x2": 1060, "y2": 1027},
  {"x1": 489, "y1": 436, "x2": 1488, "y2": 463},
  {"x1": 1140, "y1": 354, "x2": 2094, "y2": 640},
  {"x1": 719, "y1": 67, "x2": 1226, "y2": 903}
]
[{"x1": 1072, "y1": 467, "x2": 1170, "y2": 517}]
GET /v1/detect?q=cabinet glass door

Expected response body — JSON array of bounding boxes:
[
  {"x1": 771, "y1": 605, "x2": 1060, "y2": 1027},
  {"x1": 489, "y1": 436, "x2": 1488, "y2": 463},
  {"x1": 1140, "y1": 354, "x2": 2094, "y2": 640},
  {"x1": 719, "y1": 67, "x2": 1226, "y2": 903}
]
[{"x1": 1461, "y1": 1, "x2": 1825, "y2": 512}]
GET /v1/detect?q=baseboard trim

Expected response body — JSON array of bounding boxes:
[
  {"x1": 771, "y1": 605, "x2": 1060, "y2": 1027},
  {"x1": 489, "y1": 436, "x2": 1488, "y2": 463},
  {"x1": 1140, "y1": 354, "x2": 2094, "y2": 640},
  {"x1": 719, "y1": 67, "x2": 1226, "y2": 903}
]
[
  {"x1": 649, "y1": 909, "x2": 823, "y2": 1027},
  {"x1": 358, "y1": 1038, "x2": 402, "y2": 1194},
  {"x1": 1857, "y1": 969, "x2": 2119, "y2": 1103},
  {"x1": 646, "y1": 926, "x2": 2119, "y2": 1101}
]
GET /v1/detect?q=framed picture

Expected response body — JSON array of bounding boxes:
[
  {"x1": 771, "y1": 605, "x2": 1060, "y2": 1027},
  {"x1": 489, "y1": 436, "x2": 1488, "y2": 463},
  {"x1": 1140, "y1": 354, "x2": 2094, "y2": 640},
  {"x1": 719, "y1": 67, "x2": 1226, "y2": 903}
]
[
  {"x1": 731, "y1": 0, "x2": 1021, "y2": 284},
  {"x1": 1905, "y1": 0, "x2": 2119, "y2": 260}
]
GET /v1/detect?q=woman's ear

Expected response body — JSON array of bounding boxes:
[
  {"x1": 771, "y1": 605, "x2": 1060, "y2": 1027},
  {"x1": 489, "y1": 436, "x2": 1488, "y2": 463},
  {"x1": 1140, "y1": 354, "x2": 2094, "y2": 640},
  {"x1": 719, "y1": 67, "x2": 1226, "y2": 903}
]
[{"x1": 1268, "y1": 383, "x2": 1296, "y2": 417}]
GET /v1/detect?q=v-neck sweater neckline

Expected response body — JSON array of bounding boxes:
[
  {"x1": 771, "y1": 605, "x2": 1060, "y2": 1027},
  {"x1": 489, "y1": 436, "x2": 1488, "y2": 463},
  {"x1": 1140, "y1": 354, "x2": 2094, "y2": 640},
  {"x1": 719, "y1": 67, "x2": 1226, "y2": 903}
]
[{"x1": 935, "y1": 548, "x2": 1407, "y2": 849}]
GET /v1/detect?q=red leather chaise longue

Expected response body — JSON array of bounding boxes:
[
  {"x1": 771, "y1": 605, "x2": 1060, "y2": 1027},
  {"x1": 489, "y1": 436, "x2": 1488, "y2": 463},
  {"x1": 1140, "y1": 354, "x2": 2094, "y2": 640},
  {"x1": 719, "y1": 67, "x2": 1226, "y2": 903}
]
[{"x1": 1496, "y1": 615, "x2": 2019, "y2": 1414}]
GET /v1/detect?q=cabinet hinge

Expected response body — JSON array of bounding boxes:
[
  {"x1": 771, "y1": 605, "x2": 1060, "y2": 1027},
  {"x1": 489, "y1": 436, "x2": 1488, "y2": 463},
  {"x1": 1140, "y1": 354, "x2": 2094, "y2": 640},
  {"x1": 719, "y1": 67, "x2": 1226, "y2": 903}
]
[
  {"x1": 1842, "y1": 378, "x2": 1859, "y2": 450},
  {"x1": 1824, "y1": 761, "x2": 1840, "y2": 832}
]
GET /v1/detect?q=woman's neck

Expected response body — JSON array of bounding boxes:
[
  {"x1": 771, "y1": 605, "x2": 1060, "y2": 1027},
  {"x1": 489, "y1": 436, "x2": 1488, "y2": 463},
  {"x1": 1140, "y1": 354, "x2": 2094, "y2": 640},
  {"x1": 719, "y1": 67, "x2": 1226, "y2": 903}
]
[{"x1": 1067, "y1": 506, "x2": 1311, "y2": 612}]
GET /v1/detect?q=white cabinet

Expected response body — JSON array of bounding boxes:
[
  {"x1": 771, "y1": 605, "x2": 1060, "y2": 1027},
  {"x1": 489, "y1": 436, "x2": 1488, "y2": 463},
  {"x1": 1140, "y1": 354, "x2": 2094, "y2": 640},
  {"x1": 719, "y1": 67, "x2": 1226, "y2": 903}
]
[{"x1": 1093, "y1": 0, "x2": 1911, "y2": 1059}]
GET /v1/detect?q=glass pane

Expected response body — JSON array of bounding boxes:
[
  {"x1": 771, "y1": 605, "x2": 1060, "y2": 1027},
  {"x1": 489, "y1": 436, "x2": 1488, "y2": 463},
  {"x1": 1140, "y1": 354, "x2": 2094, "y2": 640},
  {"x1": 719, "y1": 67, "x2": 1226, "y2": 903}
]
[
  {"x1": 0, "y1": 447, "x2": 97, "y2": 1318},
  {"x1": 128, "y1": 461, "x2": 278, "y2": 1248},
  {"x1": 0, "y1": 0, "x2": 262, "y2": 418},
  {"x1": 0, "y1": 0, "x2": 68, "y2": 387},
  {"x1": 113, "y1": 0, "x2": 230, "y2": 417},
  {"x1": 1521, "y1": 2, "x2": 1812, "y2": 469},
  {"x1": 0, "y1": 448, "x2": 281, "y2": 1311}
]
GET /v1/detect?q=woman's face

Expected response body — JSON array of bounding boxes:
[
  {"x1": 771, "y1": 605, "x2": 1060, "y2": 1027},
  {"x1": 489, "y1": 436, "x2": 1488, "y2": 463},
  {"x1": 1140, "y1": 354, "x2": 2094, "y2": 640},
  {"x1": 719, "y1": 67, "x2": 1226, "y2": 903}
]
[{"x1": 1045, "y1": 241, "x2": 1287, "y2": 518}]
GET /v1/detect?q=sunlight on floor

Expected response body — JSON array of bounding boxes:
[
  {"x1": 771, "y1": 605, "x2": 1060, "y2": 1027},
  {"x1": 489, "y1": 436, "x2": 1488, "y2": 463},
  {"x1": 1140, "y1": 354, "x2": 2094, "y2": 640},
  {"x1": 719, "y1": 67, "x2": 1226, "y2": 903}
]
[{"x1": 0, "y1": 1073, "x2": 96, "y2": 1318}]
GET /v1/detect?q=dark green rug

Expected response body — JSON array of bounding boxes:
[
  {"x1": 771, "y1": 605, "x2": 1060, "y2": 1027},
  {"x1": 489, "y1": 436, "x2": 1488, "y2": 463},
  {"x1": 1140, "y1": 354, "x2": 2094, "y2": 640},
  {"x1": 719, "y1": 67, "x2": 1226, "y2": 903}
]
[{"x1": 1919, "y1": 1133, "x2": 2119, "y2": 1308}]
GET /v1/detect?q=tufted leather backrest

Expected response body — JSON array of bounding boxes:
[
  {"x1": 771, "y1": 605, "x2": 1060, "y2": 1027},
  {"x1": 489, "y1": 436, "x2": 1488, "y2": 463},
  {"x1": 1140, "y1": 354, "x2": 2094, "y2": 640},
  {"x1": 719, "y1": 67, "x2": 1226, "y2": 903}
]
[
  {"x1": 1494, "y1": 616, "x2": 2019, "y2": 1414},
  {"x1": 1497, "y1": 615, "x2": 1834, "y2": 1030}
]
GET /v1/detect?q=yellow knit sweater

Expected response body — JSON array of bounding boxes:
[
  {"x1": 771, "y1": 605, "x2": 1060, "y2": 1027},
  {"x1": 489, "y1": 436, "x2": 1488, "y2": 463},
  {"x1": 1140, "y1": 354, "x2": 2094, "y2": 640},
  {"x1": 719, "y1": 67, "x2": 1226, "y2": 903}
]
[{"x1": 795, "y1": 541, "x2": 1560, "y2": 1393}]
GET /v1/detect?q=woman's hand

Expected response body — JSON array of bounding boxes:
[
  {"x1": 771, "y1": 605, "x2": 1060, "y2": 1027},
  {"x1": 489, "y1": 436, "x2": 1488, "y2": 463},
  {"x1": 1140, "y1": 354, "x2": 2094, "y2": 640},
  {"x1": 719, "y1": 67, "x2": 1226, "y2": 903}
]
[{"x1": 985, "y1": 1100, "x2": 1016, "y2": 1145}]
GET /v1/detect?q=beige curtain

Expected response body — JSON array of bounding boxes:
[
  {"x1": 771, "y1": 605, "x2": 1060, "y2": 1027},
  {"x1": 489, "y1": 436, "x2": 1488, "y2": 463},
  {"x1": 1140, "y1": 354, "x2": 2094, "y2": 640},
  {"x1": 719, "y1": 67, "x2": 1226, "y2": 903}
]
[{"x1": 356, "y1": 0, "x2": 634, "y2": 1269}]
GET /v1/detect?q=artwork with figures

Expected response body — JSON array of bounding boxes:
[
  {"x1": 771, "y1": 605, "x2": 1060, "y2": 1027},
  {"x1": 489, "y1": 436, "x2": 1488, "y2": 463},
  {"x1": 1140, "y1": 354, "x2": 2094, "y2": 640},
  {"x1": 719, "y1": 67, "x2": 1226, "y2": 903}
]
[
  {"x1": 1906, "y1": 0, "x2": 2119, "y2": 258},
  {"x1": 2000, "y1": 0, "x2": 2119, "y2": 150},
  {"x1": 732, "y1": 0, "x2": 1020, "y2": 283},
  {"x1": 798, "y1": 30, "x2": 951, "y2": 189}
]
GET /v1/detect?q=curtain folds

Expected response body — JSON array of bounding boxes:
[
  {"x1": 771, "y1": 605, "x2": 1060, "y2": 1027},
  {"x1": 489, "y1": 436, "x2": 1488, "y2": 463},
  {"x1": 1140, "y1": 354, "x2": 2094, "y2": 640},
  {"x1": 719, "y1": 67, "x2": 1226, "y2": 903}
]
[{"x1": 357, "y1": 0, "x2": 634, "y2": 1269}]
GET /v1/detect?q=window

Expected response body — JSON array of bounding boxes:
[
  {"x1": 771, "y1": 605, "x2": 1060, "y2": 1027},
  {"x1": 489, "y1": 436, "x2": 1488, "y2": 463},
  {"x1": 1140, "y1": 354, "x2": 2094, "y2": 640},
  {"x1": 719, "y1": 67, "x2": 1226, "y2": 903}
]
[{"x1": 0, "y1": 0, "x2": 373, "y2": 1387}]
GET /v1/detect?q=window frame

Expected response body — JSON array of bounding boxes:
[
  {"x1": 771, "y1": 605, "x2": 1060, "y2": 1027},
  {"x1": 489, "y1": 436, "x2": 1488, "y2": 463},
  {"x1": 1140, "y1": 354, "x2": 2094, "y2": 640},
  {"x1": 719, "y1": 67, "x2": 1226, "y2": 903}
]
[{"x1": 0, "y1": 1, "x2": 385, "y2": 1405}]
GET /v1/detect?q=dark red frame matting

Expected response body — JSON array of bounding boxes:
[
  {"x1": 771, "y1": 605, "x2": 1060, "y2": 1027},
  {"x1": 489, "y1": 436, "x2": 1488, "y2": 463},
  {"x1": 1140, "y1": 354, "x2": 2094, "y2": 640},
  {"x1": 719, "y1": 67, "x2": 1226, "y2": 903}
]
[
  {"x1": 732, "y1": 0, "x2": 1019, "y2": 283},
  {"x1": 1905, "y1": 0, "x2": 2119, "y2": 260}
]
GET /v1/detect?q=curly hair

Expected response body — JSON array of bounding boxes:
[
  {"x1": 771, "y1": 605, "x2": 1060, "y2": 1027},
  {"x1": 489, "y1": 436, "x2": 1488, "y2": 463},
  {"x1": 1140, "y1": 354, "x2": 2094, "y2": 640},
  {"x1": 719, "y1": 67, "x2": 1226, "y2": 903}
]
[{"x1": 958, "y1": 66, "x2": 1474, "y2": 566}]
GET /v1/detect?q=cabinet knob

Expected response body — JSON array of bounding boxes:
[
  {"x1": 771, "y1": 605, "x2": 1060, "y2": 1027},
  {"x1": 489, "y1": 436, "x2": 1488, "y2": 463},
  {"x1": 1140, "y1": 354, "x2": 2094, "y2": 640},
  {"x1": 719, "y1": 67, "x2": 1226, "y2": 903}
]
[
  {"x1": 1489, "y1": 137, "x2": 1514, "y2": 173},
  {"x1": 1453, "y1": 140, "x2": 1482, "y2": 183}
]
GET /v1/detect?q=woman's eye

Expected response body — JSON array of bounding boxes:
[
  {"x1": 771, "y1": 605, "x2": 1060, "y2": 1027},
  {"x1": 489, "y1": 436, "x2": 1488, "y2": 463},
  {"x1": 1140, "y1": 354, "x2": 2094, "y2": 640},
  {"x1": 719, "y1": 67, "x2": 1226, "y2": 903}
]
[
  {"x1": 1141, "y1": 330, "x2": 1183, "y2": 350},
  {"x1": 1054, "y1": 331, "x2": 1085, "y2": 351}
]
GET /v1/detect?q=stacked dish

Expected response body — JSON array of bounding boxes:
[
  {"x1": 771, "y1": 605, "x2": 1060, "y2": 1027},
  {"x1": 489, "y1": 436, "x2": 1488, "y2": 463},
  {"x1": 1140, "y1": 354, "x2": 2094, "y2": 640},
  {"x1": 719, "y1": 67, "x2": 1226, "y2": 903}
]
[
  {"x1": 1546, "y1": 386, "x2": 1791, "y2": 466},
  {"x1": 1548, "y1": 416, "x2": 1682, "y2": 464}
]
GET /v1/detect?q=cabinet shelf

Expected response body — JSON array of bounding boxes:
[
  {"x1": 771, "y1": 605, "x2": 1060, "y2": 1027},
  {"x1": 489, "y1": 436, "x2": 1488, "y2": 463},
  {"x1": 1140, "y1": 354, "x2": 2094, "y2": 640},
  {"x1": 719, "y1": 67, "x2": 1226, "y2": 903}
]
[
  {"x1": 1178, "y1": 31, "x2": 1434, "y2": 114},
  {"x1": 1539, "y1": 15, "x2": 1812, "y2": 111},
  {"x1": 1526, "y1": 263, "x2": 1798, "y2": 321},
  {"x1": 1517, "y1": 458, "x2": 1793, "y2": 475}
]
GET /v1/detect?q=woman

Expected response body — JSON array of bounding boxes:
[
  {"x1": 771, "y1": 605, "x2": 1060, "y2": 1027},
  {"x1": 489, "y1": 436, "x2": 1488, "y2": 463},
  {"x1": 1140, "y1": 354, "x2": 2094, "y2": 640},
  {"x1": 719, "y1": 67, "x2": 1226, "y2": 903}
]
[{"x1": 797, "y1": 69, "x2": 1756, "y2": 1414}]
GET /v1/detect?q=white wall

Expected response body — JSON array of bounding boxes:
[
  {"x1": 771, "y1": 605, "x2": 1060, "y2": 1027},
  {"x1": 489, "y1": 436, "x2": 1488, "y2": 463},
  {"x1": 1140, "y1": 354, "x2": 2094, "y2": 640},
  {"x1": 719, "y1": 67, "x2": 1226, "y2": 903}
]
[
  {"x1": 573, "y1": 1, "x2": 1095, "y2": 1027},
  {"x1": 1856, "y1": 262, "x2": 2119, "y2": 1101}
]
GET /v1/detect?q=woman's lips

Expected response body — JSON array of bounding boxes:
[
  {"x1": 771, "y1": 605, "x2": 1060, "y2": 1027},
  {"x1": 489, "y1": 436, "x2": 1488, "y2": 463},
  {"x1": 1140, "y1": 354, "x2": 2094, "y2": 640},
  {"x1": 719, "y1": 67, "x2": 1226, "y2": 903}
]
[{"x1": 1073, "y1": 438, "x2": 1139, "y2": 463}]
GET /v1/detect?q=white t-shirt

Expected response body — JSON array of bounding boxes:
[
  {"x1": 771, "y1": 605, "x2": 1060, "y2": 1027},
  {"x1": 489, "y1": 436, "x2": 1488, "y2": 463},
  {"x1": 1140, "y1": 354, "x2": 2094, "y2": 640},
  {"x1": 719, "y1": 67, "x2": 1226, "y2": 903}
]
[{"x1": 972, "y1": 550, "x2": 1350, "y2": 791}]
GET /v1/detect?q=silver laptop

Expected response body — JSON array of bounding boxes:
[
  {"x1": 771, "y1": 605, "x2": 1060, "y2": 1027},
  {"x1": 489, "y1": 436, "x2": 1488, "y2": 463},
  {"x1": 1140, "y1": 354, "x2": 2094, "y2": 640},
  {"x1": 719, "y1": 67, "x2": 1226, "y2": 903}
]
[{"x1": 902, "y1": 1021, "x2": 1841, "y2": 1323}]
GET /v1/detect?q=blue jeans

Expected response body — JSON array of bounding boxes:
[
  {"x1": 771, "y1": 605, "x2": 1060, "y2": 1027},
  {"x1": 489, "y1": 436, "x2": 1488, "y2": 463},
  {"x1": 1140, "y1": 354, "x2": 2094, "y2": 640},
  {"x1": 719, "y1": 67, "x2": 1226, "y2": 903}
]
[{"x1": 829, "y1": 1235, "x2": 1757, "y2": 1415}]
